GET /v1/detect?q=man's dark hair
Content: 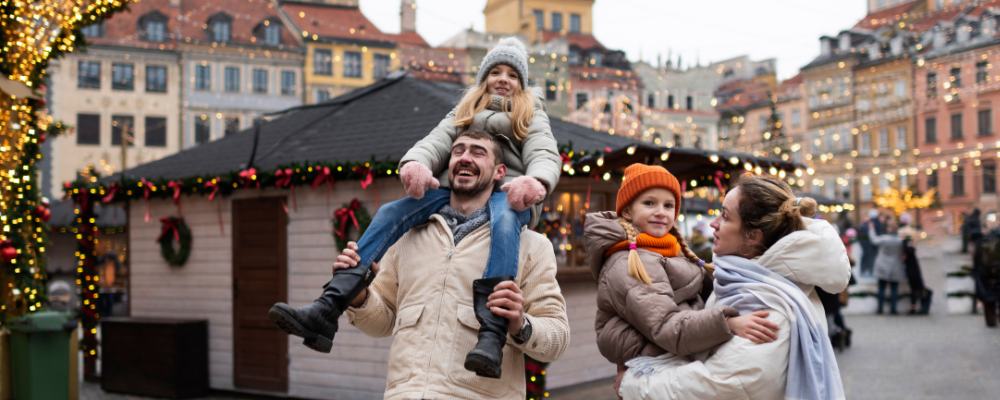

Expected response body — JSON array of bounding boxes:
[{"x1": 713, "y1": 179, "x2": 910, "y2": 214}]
[{"x1": 456, "y1": 129, "x2": 504, "y2": 164}]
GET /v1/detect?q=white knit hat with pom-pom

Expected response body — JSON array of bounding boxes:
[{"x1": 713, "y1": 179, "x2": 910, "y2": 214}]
[{"x1": 476, "y1": 37, "x2": 529, "y2": 88}]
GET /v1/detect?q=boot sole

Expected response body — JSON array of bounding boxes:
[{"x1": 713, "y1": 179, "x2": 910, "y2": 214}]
[
  {"x1": 268, "y1": 305, "x2": 333, "y2": 353},
  {"x1": 464, "y1": 351, "x2": 502, "y2": 379}
]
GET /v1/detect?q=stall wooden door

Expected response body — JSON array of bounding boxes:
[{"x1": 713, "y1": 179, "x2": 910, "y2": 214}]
[{"x1": 233, "y1": 197, "x2": 288, "y2": 392}]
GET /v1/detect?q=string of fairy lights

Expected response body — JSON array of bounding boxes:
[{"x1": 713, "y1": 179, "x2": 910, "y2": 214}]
[{"x1": 0, "y1": 0, "x2": 132, "y2": 367}]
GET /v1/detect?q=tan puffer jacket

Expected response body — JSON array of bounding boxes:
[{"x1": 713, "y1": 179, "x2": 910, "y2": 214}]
[{"x1": 584, "y1": 211, "x2": 737, "y2": 364}]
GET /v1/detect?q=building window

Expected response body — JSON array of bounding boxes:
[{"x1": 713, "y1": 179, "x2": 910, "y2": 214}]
[
  {"x1": 978, "y1": 108, "x2": 992, "y2": 136},
  {"x1": 252, "y1": 68, "x2": 268, "y2": 94},
  {"x1": 225, "y1": 117, "x2": 240, "y2": 136},
  {"x1": 878, "y1": 128, "x2": 889, "y2": 152},
  {"x1": 896, "y1": 126, "x2": 907, "y2": 150},
  {"x1": 343, "y1": 51, "x2": 362, "y2": 78},
  {"x1": 952, "y1": 165, "x2": 965, "y2": 196},
  {"x1": 196, "y1": 64, "x2": 212, "y2": 91},
  {"x1": 224, "y1": 66, "x2": 240, "y2": 92},
  {"x1": 985, "y1": 161, "x2": 997, "y2": 194},
  {"x1": 315, "y1": 88, "x2": 330, "y2": 102},
  {"x1": 894, "y1": 79, "x2": 906, "y2": 98},
  {"x1": 667, "y1": 95, "x2": 675, "y2": 109},
  {"x1": 82, "y1": 22, "x2": 103, "y2": 38},
  {"x1": 927, "y1": 169, "x2": 938, "y2": 190},
  {"x1": 646, "y1": 93, "x2": 655, "y2": 108},
  {"x1": 111, "y1": 115, "x2": 134, "y2": 146},
  {"x1": 926, "y1": 72, "x2": 937, "y2": 98},
  {"x1": 551, "y1": 12, "x2": 563, "y2": 32},
  {"x1": 208, "y1": 13, "x2": 232, "y2": 43},
  {"x1": 576, "y1": 92, "x2": 588, "y2": 110},
  {"x1": 139, "y1": 12, "x2": 168, "y2": 42},
  {"x1": 77, "y1": 61, "x2": 100, "y2": 89},
  {"x1": 256, "y1": 20, "x2": 282, "y2": 46},
  {"x1": 111, "y1": 63, "x2": 134, "y2": 91},
  {"x1": 570, "y1": 13, "x2": 581, "y2": 33},
  {"x1": 76, "y1": 113, "x2": 100, "y2": 145},
  {"x1": 314, "y1": 49, "x2": 333, "y2": 76},
  {"x1": 791, "y1": 109, "x2": 801, "y2": 127},
  {"x1": 686, "y1": 96, "x2": 694, "y2": 111},
  {"x1": 859, "y1": 131, "x2": 871, "y2": 155},
  {"x1": 950, "y1": 67, "x2": 961, "y2": 88},
  {"x1": 533, "y1": 9, "x2": 544, "y2": 31},
  {"x1": 145, "y1": 65, "x2": 167, "y2": 93},
  {"x1": 374, "y1": 53, "x2": 391, "y2": 80},
  {"x1": 145, "y1": 116, "x2": 166, "y2": 147},
  {"x1": 950, "y1": 112, "x2": 963, "y2": 140},
  {"x1": 195, "y1": 116, "x2": 211, "y2": 144},
  {"x1": 545, "y1": 80, "x2": 557, "y2": 101},
  {"x1": 925, "y1": 117, "x2": 937, "y2": 144},
  {"x1": 281, "y1": 70, "x2": 295, "y2": 96},
  {"x1": 977, "y1": 61, "x2": 989, "y2": 84}
]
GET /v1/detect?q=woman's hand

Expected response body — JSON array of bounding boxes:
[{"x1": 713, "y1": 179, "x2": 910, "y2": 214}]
[{"x1": 726, "y1": 310, "x2": 780, "y2": 344}]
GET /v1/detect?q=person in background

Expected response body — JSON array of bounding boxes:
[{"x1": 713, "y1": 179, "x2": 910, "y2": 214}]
[
  {"x1": 973, "y1": 222, "x2": 1000, "y2": 328},
  {"x1": 870, "y1": 218, "x2": 906, "y2": 315},
  {"x1": 899, "y1": 214, "x2": 932, "y2": 315},
  {"x1": 857, "y1": 209, "x2": 883, "y2": 277},
  {"x1": 962, "y1": 208, "x2": 983, "y2": 254}
]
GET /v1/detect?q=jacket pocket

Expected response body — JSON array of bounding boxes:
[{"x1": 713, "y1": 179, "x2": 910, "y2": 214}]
[
  {"x1": 386, "y1": 304, "x2": 425, "y2": 388},
  {"x1": 448, "y1": 304, "x2": 519, "y2": 397}
]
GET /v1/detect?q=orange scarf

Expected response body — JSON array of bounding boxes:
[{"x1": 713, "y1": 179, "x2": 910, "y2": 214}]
[{"x1": 604, "y1": 232, "x2": 681, "y2": 258}]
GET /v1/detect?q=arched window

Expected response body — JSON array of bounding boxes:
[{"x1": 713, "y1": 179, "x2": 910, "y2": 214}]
[
  {"x1": 138, "y1": 11, "x2": 168, "y2": 42},
  {"x1": 208, "y1": 13, "x2": 232, "y2": 43},
  {"x1": 254, "y1": 18, "x2": 283, "y2": 46}
]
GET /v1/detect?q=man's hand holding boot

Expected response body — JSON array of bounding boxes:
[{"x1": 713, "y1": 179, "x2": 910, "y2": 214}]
[
  {"x1": 487, "y1": 280, "x2": 525, "y2": 336},
  {"x1": 333, "y1": 241, "x2": 379, "y2": 308}
]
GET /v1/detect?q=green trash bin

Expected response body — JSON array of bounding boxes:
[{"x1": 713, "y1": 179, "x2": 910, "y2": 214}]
[{"x1": 8, "y1": 311, "x2": 75, "y2": 400}]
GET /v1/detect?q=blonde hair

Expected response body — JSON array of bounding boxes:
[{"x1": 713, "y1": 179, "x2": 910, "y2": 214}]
[
  {"x1": 453, "y1": 79, "x2": 534, "y2": 141},
  {"x1": 617, "y1": 218, "x2": 712, "y2": 285},
  {"x1": 734, "y1": 174, "x2": 818, "y2": 255}
]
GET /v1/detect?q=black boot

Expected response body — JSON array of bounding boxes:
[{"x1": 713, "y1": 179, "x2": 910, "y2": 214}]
[
  {"x1": 268, "y1": 265, "x2": 375, "y2": 353},
  {"x1": 464, "y1": 276, "x2": 514, "y2": 379}
]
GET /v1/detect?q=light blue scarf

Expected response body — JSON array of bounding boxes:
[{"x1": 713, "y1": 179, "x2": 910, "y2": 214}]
[{"x1": 713, "y1": 255, "x2": 845, "y2": 400}]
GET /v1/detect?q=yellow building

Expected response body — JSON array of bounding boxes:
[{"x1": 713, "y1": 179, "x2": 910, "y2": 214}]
[
  {"x1": 279, "y1": 1, "x2": 400, "y2": 102},
  {"x1": 484, "y1": 0, "x2": 594, "y2": 39}
]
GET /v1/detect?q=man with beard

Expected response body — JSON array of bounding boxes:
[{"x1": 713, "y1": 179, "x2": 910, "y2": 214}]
[{"x1": 335, "y1": 130, "x2": 569, "y2": 399}]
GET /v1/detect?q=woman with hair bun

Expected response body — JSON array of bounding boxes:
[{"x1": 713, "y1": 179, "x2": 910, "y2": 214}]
[{"x1": 619, "y1": 174, "x2": 851, "y2": 400}]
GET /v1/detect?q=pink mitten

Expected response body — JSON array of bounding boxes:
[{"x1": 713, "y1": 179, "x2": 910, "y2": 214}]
[
  {"x1": 400, "y1": 162, "x2": 439, "y2": 199},
  {"x1": 500, "y1": 176, "x2": 547, "y2": 211}
]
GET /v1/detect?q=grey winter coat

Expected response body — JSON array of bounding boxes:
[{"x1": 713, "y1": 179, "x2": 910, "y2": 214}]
[
  {"x1": 399, "y1": 89, "x2": 562, "y2": 197},
  {"x1": 871, "y1": 227, "x2": 907, "y2": 283}
]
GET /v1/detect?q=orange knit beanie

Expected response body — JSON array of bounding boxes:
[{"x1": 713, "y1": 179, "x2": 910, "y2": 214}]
[{"x1": 615, "y1": 163, "x2": 682, "y2": 217}]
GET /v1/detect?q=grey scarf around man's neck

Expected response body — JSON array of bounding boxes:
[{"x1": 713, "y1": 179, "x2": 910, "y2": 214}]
[{"x1": 439, "y1": 205, "x2": 489, "y2": 245}]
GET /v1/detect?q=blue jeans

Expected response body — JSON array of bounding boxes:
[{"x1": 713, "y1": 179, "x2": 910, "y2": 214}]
[
  {"x1": 877, "y1": 279, "x2": 899, "y2": 314},
  {"x1": 355, "y1": 189, "x2": 530, "y2": 279}
]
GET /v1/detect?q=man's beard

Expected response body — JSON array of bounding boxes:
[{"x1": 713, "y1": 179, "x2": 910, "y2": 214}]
[{"x1": 450, "y1": 175, "x2": 495, "y2": 198}]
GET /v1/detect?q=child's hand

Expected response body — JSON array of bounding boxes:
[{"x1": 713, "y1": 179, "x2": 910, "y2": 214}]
[
  {"x1": 400, "y1": 162, "x2": 439, "y2": 199},
  {"x1": 500, "y1": 176, "x2": 546, "y2": 211},
  {"x1": 726, "y1": 310, "x2": 780, "y2": 344}
]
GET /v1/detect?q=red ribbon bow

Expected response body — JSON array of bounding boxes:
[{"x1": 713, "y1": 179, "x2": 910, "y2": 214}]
[
  {"x1": 311, "y1": 166, "x2": 333, "y2": 188},
  {"x1": 239, "y1": 168, "x2": 259, "y2": 188},
  {"x1": 359, "y1": 168, "x2": 373, "y2": 190},
  {"x1": 333, "y1": 199, "x2": 362, "y2": 240},
  {"x1": 275, "y1": 168, "x2": 294, "y2": 188},
  {"x1": 168, "y1": 181, "x2": 183, "y2": 203},
  {"x1": 204, "y1": 179, "x2": 220, "y2": 201},
  {"x1": 158, "y1": 217, "x2": 180, "y2": 242}
]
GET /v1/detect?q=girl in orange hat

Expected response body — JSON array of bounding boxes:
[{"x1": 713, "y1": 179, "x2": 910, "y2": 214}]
[{"x1": 583, "y1": 163, "x2": 779, "y2": 393}]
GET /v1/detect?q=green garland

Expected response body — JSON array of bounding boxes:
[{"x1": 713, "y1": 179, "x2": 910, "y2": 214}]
[
  {"x1": 332, "y1": 199, "x2": 372, "y2": 252},
  {"x1": 158, "y1": 217, "x2": 192, "y2": 267}
]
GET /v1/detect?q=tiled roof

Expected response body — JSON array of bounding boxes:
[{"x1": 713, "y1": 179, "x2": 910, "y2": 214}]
[
  {"x1": 392, "y1": 31, "x2": 429, "y2": 47},
  {"x1": 278, "y1": 0, "x2": 397, "y2": 46},
  {"x1": 86, "y1": 0, "x2": 300, "y2": 50},
  {"x1": 854, "y1": 1, "x2": 921, "y2": 30},
  {"x1": 540, "y1": 31, "x2": 605, "y2": 50},
  {"x1": 119, "y1": 73, "x2": 641, "y2": 180}
]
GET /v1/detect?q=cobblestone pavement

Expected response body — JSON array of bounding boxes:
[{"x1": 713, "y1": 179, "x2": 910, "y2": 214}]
[{"x1": 83, "y1": 237, "x2": 1000, "y2": 399}]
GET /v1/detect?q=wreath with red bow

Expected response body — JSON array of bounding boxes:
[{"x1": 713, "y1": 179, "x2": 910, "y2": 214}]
[
  {"x1": 332, "y1": 199, "x2": 372, "y2": 252},
  {"x1": 158, "y1": 217, "x2": 192, "y2": 267}
]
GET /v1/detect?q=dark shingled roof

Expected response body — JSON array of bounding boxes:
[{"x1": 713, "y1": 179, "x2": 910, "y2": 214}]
[{"x1": 120, "y1": 73, "x2": 640, "y2": 180}]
